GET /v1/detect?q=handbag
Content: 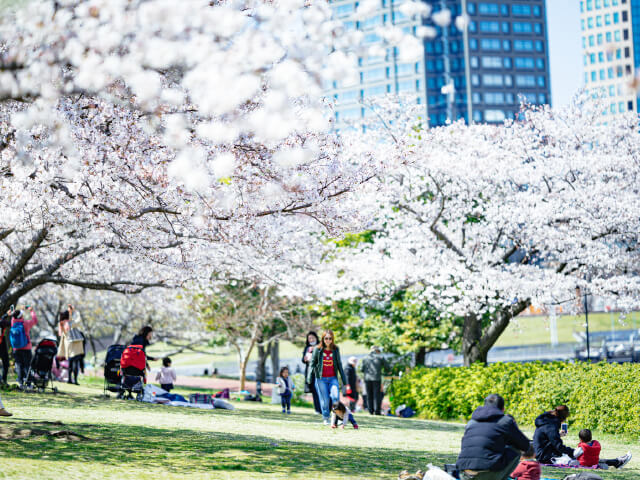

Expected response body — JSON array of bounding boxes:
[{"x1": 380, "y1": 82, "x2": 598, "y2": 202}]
[{"x1": 69, "y1": 328, "x2": 84, "y2": 342}]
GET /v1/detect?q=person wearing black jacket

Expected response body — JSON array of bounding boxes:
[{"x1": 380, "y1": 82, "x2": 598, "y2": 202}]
[
  {"x1": 533, "y1": 405, "x2": 574, "y2": 464},
  {"x1": 0, "y1": 314, "x2": 10, "y2": 385},
  {"x1": 344, "y1": 356, "x2": 359, "y2": 411},
  {"x1": 301, "y1": 331, "x2": 321, "y2": 414},
  {"x1": 457, "y1": 394, "x2": 531, "y2": 480},
  {"x1": 131, "y1": 326, "x2": 158, "y2": 368}
]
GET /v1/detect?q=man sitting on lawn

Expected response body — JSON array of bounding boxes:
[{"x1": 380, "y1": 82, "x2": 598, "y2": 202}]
[{"x1": 456, "y1": 394, "x2": 531, "y2": 480}]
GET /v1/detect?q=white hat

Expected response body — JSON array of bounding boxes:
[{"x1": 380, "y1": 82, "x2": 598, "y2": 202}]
[{"x1": 348, "y1": 356, "x2": 357, "y2": 365}]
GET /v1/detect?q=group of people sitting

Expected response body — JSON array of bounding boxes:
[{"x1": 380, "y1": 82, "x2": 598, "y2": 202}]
[{"x1": 456, "y1": 394, "x2": 631, "y2": 480}]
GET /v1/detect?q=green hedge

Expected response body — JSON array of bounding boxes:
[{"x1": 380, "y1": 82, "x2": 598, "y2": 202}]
[{"x1": 390, "y1": 362, "x2": 640, "y2": 437}]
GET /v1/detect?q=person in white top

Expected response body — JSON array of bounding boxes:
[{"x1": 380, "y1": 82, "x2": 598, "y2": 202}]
[
  {"x1": 155, "y1": 357, "x2": 177, "y2": 392},
  {"x1": 331, "y1": 400, "x2": 358, "y2": 429},
  {"x1": 276, "y1": 366, "x2": 295, "y2": 414}
]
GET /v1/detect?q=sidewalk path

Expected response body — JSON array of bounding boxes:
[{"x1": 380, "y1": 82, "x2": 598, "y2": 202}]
[{"x1": 175, "y1": 375, "x2": 390, "y2": 409}]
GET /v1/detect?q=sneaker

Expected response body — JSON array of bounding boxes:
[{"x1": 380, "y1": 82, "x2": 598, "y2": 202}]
[
  {"x1": 617, "y1": 452, "x2": 632, "y2": 469},
  {"x1": 353, "y1": 424, "x2": 359, "y2": 429},
  {"x1": 323, "y1": 418, "x2": 330, "y2": 425},
  {"x1": 286, "y1": 410, "x2": 291, "y2": 414},
  {"x1": 282, "y1": 409, "x2": 286, "y2": 413},
  {"x1": 0, "y1": 408, "x2": 12, "y2": 417}
]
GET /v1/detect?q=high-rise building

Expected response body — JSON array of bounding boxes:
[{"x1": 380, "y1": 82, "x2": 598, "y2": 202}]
[
  {"x1": 580, "y1": 0, "x2": 637, "y2": 116},
  {"x1": 327, "y1": 0, "x2": 552, "y2": 127}
]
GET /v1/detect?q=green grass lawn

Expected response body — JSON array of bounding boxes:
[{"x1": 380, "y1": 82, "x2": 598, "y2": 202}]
[
  {"x1": 0, "y1": 377, "x2": 638, "y2": 479},
  {"x1": 496, "y1": 311, "x2": 640, "y2": 347}
]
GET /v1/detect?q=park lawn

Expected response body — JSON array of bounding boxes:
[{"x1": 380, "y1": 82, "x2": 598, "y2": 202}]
[
  {"x1": 496, "y1": 311, "x2": 640, "y2": 347},
  {"x1": 0, "y1": 379, "x2": 638, "y2": 479}
]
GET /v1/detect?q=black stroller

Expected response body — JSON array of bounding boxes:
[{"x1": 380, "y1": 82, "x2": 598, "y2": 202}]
[
  {"x1": 26, "y1": 338, "x2": 59, "y2": 393},
  {"x1": 103, "y1": 344, "x2": 125, "y2": 395}
]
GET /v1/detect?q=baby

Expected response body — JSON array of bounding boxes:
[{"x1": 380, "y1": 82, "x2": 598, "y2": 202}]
[{"x1": 331, "y1": 401, "x2": 359, "y2": 429}]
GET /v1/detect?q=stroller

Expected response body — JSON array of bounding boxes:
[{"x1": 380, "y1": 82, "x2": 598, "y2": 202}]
[
  {"x1": 117, "y1": 344, "x2": 146, "y2": 401},
  {"x1": 103, "y1": 344, "x2": 126, "y2": 395},
  {"x1": 26, "y1": 339, "x2": 59, "y2": 393}
]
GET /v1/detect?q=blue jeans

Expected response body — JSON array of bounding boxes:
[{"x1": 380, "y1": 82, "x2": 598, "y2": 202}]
[
  {"x1": 315, "y1": 376, "x2": 339, "y2": 420},
  {"x1": 280, "y1": 389, "x2": 292, "y2": 411}
]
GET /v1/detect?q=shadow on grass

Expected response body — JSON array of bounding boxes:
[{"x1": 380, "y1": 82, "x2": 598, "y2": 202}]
[{"x1": 1, "y1": 419, "x2": 458, "y2": 477}]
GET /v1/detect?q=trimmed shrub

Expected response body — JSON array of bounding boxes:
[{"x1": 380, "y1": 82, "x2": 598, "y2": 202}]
[{"x1": 389, "y1": 362, "x2": 640, "y2": 437}]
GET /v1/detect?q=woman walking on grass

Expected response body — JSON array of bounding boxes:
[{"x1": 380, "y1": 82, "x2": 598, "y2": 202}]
[{"x1": 306, "y1": 330, "x2": 347, "y2": 425}]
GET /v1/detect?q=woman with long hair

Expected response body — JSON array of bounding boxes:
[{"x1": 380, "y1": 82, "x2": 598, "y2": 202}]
[
  {"x1": 305, "y1": 330, "x2": 347, "y2": 425},
  {"x1": 301, "y1": 331, "x2": 322, "y2": 414},
  {"x1": 532, "y1": 405, "x2": 574, "y2": 464}
]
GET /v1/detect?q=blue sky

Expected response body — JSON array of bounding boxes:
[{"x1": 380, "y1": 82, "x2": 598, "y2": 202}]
[{"x1": 547, "y1": 1, "x2": 583, "y2": 106}]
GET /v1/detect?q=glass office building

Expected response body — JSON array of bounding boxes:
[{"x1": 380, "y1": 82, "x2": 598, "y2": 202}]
[
  {"x1": 580, "y1": 0, "x2": 637, "y2": 116},
  {"x1": 327, "y1": 0, "x2": 552, "y2": 127}
]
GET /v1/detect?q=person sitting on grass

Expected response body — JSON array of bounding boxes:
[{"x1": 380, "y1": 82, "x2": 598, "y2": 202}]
[
  {"x1": 331, "y1": 400, "x2": 358, "y2": 430},
  {"x1": 456, "y1": 393, "x2": 530, "y2": 480},
  {"x1": 276, "y1": 366, "x2": 294, "y2": 414},
  {"x1": 570, "y1": 428, "x2": 631, "y2": 470},
  {"x1": 511, "y1": 444, "x2": 540, "y2": 480},
  {"x1": 532, "y1": 405, "x2": 575, "y2": 465},
  {"x1": 155, "y1": 357, "x2": 176, "y2": 392}
]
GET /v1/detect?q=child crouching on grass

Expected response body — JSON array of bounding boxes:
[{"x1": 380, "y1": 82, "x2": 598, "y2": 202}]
[
  {"x1": 511, "y1": 444, "x2": 540, "y2": 480},
  {"x1": 331, "y1": 401, "x2": 359, "y2": 429},
  {"x1": 155, "y1": 357, "x2": 176, "y2": 392},
  {"x1": 276, "y1": 366, "x2": 294, "y2": 414}
]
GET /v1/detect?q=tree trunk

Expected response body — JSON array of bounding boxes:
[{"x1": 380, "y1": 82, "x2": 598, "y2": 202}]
[
  {"x1": 238, "y1": 337, "x2": 258, "y2": 393},
  {"x1": 269, "y1": 339, "x2": 279, "y2": 382},
  {"x1": 256, "y1": 343, "x2": 267, "y2": 383},
  {"x1": 462, "y1": 313, "x2": 486, "y2": 366},
  {"x1": 415, "y1": 346, "x2": 426, "y2": 367},
  {"x1": 462, "y1": 300, "x2": 531, "y2": 366}
]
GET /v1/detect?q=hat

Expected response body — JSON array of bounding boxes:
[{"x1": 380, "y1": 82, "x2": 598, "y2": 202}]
[
  {"x1": 348, "y1": 356, "x2": 358, "y2": 366},
  {"x1": 371, "y1": 345, "x2": 381, "y2": 353}
]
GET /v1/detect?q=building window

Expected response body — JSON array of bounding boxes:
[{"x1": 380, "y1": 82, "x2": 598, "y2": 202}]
[
  {"x1": 473, "y1": 110, "x2": 483, "y2": 122},
  {"x1": 605, "y1": 13, "x2": 611, "y2": 25},
  {"x1": 512, "y1": 5, "x2": 531, "y2": 16},
  {"x1": 505, "y1": 75, "x2": 512, "y2": 86},
  {"x1": 481, "y1": 56, "x2": 503, "y2": 68},
  {"x1": 537, "y1": 76, "x2": 545, "y2": 87},
  {"x1": 514, "y1": 57, "x2": 535, "y2": 69},
  {"x1": 482, "y1": 74, "x2": 504, "y2": 86},
  {"x1": 533, "y1": 6, "x2": 541, "y2": 17},
  {"x1": 501, "y1": 5, "x2": 508, "y2": 16},
  {"x1": 478, "y1": 3, "x2": 499, "y2": 15},
  {"x1": 472, "y1": 92, "x2": 481, "y2": 104},
  {"x1": 470, "y1": 38, "x2": 478, "y2": 50},
  {"x1": 535, "y1": 41, "x2": 543, "y2": 52},
  {"x1": 538, "y1": 93, "x2": 547, "y2": 104},
  {"x1": 472, "y1": 74, "x2": 480, "y2": 86},
  {"x1": 485, "y1": 110, "x2": 506, "y2": 122},
  {"x1": 613, "y1": 12, "x2": 619, "y2": 23},
  {"x1": 503, "y1": 40, "x2": 511, "y2": 51},
  {"x1": 470, "y1": 56, "x2": 479, "y2": 68},
  {"x1": 481, "y1": 38, "x2": 501, "y2": 50},
  {"x1": 503, "y1": 57, "x2": 512, "y2": 68},
  {"x1": 506, "y1": 93, "x2": 514, "y2": 103},
  {"x1": 513, "y1": 22, "x2": 533, "y2": 34},
  {"x1": 536, "y1": 58, "x2": 545, "y2": 69},
  {"x1": 484, "y1": 92, "x2": 505, "y2": 104},
  {"x1": 514, "y1": 40, "x2": 534, "y2": 51},
  {"x1": 515, "y1": 74, "x2": 536, "y2": 87},
  {"x1": 502, "y1": 22, "x2": 510, "y2": 33},
  {"x1": 467, "y1": 2, "x2": 476, "y2": 14},
  {"x1": 479, "y1": 21, "x2": 500, "y2": 32},
  {"x1": 596, "y1": 16, "x2": 602, "y2": 27}
]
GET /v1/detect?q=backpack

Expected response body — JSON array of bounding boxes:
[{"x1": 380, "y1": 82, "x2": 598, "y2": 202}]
[
  {"x1": 9, "y1": 320, "x2": 28, "y2": 349},
  {"x1": 120, "y1": 345, "x2": 146, "y2": 371},
  {"x1": 563, "y1": 474, "x2": 604, "y2": 480}
]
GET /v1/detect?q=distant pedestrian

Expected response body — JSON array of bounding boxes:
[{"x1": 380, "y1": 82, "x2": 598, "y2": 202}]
[
  {"x1": 57, "y1": 305, "x2": 84, "y2": 385},
  {"x1": 276, "y1": 366, "x2": 295, "y2": 414},
  {"x1": 301, "y1": 331, "x2": 322, "y2": 415},
  {"x1": 155, "y1": 357, "x2": 176, "y2": 392},
  {"x1": 10, "y1": 306, "x2": 37, "y2": 389},
  {"x1": 306, "y1": 330, "x2": 347, "y2": 425},
  {"x1": 0, "y1": 313, "x2": 11, "y2": 385},
  {"x1": 344, "y1": 356, "x2": 359, "y2": 411},
  {"x1": 360, "y1": 346, "x2": 389, "y2": 415}
]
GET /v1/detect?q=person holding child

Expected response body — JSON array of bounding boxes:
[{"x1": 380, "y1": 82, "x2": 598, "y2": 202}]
[
  {"x1": 155, "y1": 357, "x2": 176, "y2": 392},
  {"x1": 276, "y1": 366, "x2": 295, "y2": 414},
  {"x1": 306, "y1": 330, "x2": 347, "y2": 425}
]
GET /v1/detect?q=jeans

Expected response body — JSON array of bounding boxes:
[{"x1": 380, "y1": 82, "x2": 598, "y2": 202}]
[
  {"x1": 315, "y1": 376, "x2": 340, "y2": 420},
  {"x1": 280, "y1": 389, "x2": 292, "y2": 411},
  {"x1": 307, "y1": 375, "x2": 322, "y2": 414},
  {"x1": 460, "y1": 448, "x2": 520, "y2": 480},
  {"x1": 14, "y1": 349, "x2": 32, "y2": 387},
  {"x1": 365, "y1": 380, "x2": 382, "y2": 415}
]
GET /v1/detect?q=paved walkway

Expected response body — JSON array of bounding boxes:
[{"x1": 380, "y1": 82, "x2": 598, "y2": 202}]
[{"x1": 175, "y1": 375, "x2": 390, "y2": 409}]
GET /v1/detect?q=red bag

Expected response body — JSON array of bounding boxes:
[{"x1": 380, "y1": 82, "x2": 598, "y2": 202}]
[{"x1": 120, "y1": 345, "x2": 146, "y2": 371}]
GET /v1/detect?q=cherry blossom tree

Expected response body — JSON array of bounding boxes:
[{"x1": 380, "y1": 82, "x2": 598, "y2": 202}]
[
  {"x1": 1, "y1": 0, "x2": 432, "y2": 312},
  {"x1": 311, "y1": 99, "x2": 640, "y2": 365}
]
